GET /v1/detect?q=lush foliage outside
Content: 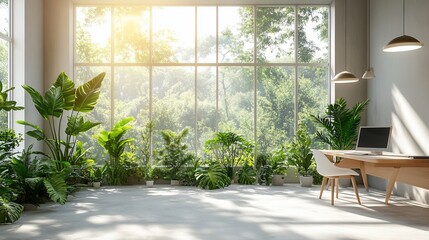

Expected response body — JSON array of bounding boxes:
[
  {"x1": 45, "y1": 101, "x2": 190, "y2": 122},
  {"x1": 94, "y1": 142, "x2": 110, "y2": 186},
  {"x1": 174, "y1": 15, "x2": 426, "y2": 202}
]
[{"x1": 74, "y1": 5, "x2": 329, "y2": 162}]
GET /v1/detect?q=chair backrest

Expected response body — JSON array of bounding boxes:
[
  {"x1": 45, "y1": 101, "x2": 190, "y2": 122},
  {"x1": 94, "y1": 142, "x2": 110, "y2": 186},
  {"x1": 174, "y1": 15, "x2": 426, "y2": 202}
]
[{"x1": 312, "y1": 149, "x2": 359, "y2": 176}]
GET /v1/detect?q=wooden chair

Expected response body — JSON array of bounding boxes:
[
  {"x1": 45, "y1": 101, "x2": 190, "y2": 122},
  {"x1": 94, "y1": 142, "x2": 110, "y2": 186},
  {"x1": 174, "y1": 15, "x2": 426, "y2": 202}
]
[{"x1": 312, "y1": 150, "x2": 361, "y2": 206}]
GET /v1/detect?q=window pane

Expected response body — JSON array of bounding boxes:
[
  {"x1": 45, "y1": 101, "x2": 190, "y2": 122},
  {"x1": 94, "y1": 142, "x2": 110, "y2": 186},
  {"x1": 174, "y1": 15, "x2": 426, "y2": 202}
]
[
  {"x1": 114, "y1": 67, "x2": 149, "y2": 126},
  {"x1": 197, "y1": 7, "x2": 216, "y2": 63},
  {"x1": 0, "y1": 39, "x2": 8, "y2": 129},
  {"x1": 153, "y1": 7, "x2": 195, "y2": 63},
  {"x1": 298, "y1": 66, "x2": 328, "y2": 145},
  {"x1": 114, "y1": 7, "x2": 150, "y2": 63},
  {"x1": 152, "y1": 67, "x2": 195, "y2": 150},
  {"x1": 75, "y1": 67, "x2": 111, "y2": 163},
  {"x1": 0, "y1": 0, "x2": 8, "y2": 36},
  {"x1": 76, "y1": 7, "x2": 111, "y2": 63},
  {"x1": 219, "y1": 7, "x2": 254, "y2": 63},
  {"x1": 256, "y1": 7, "x2": 295, "y2": 63},
  {"x1": 219, "y1": 67, "x2": 253, "y2": 140},
  {"x1": 197, "y1": 67, "x2": 216, "y2": 155},
  {"x1": 298, "y1": 6, "x2": 329, "y2": 63},
  {"x1": 257, "y1": 67, "x2": 295, "y2": 153}
]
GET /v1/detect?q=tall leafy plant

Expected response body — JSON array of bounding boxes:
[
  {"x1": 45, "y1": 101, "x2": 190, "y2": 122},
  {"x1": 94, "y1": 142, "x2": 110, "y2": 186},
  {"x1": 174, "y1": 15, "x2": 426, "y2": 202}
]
[
  {"x1": 0, "y1": 81, "x2": 24, "y2": 223},
  {"x1": 95, "y1": 117, "x2": 134, "y2": 185},
  {"x1": 158, "y1": 128, "x2": 194, "y2": 181},
  {"x1": 311, "y1": 98, "x2": 369, "y2": 150},
  {"x1": 18, "y1": 72, "x2": 105, "y2": 172},
  {"x1": 286, "y1": 123, "x2": 314, "y2": 176}
]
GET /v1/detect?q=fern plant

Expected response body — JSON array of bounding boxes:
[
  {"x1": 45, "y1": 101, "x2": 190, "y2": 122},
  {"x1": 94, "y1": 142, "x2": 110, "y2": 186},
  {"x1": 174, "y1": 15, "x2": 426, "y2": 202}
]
[
  {"x1": 195, "y1": 163, "x2": 231, "y2": 190},
  {"x1": 158, "y1": 128, "x2": 194, "y2": 181},
  {"x1": 311, "y1": 98, "x2": 369, "y2": 150},
  {"x1": 10, "y1": 146, "x2": 68, "y2": 205}
]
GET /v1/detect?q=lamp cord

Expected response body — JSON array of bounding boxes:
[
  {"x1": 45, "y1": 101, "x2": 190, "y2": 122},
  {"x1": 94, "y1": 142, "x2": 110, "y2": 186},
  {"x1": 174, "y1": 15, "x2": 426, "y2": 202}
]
[
  {"x1": 345, "y1": 0, "x2": 347, "y2": 69},
  {"x1": 403, "y1": 0, "x2": 405, "y2": 35}
]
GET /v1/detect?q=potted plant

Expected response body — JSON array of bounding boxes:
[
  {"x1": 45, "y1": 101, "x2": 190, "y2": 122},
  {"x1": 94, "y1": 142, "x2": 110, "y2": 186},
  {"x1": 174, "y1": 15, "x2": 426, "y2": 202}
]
[
  {"x1": 91, "y1": 167, "x2": 104, "y2": 188},
  {"x1": 286, "y1": 123, "x2": 315, "y2": 187},
  {"x1": 254, "y1": 153, "x2": 272, "y2": 186},
  {"x1": 204, "y1": 132, "x2": 254, "y2": 182},
  {"x1": 144, "y1": 162, "x2": 156, "y2": 187},
  {"x1": 311, "y1": 98, "x2": 369, "y2": 187},
  {"x1": 95, "y1": 117, "x2": 134, "y2": 185},
  {"x1": 270, "y1": 149, "x2": 288, "y2": 186},
  {"x1": 158, "y1": 128, "x2": 193, "y2": 185}
]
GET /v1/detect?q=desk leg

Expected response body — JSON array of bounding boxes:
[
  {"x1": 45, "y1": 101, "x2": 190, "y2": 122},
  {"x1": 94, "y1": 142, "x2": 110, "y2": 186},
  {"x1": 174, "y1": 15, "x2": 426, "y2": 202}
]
[
  {"x1": 360, "y1": 162, "x2": 369, "y2": 192},
  {"x1": 385, "y1": 168, "x2": 400, "y2": 205}
]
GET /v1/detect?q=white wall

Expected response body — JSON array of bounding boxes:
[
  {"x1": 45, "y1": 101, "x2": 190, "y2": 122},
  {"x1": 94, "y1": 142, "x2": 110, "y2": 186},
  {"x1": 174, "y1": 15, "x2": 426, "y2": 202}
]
[
  {"x1": 332, "y1": 0, "x2": 368, "y2": 110},
  {"x1": 12, "y1": 0, "x2": 44, "y2": 150},
  {"x1": 369, "y1": 0, "x2": 429, "y2": 204}
]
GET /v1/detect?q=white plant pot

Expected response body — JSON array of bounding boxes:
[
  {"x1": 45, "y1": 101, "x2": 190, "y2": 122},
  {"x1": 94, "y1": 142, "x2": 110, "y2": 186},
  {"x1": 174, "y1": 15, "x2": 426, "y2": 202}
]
[
  {"x1": 171, "y1": 180, "x2": 180, "y2": 186},
  {"x1": 146, "y1": 180, "x2": 154, "y2": 187},
  {"x1": 300, "y1": 176, "x2": 313, "y2": 187},
  {"x1": 93, "y1": 182, "x2": 101, "y2": 188},
  {"x1": 272, "y1": 174, "x2": 285, "y2": 186}
]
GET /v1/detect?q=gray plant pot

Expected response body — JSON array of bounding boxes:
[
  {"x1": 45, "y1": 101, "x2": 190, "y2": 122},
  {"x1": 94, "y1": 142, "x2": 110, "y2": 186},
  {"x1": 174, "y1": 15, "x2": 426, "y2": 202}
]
[
  {"x1": 171, "y1": 180, "x2": 180, "y2": 186},
  {"x1": 272, "y1": 174, "x2": 285, "y2": 186},
  {"x1": 300, "y1": 176, "x2": 313, "y2": 187},
  {"x1": 93, "y1": 182, "x2": 101, "y2": 188},
  {"x1": 146, "y1": 180, "x2": 154, "y2": 187}
]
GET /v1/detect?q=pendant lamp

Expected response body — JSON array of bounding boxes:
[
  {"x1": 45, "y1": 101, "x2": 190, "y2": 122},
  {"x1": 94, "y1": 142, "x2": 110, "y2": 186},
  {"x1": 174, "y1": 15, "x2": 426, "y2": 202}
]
[
  {"x1": 383, "y1": 0, "x2": 423, "y2": 52},
  {"x1": 332, "y1": 0, "x2": 359, "y2": 83},
  {"x1": 362, "y1": 0, "x2": 375, "y2": 79}
]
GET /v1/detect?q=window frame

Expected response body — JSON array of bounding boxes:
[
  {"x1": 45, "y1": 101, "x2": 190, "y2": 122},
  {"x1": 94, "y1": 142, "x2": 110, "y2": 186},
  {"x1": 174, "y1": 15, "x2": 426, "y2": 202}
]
[{"x1": 73, "y1": 3, "x2": 331, "y2": 154}]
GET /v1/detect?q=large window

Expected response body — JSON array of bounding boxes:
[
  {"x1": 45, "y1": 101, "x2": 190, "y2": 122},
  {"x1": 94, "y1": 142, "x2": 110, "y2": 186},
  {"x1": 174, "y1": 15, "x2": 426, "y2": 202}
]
[
  {"x1": 74, "y1": 5, "x2": 329, "y2": 158},
  {"x1": 0, "y1": 0, "x2": 11, "y2": 129}
]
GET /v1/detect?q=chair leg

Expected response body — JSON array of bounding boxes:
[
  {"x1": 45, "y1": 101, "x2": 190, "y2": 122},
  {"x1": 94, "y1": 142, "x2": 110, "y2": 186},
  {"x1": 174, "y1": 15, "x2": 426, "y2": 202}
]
[
  {"x1": 336, "y1": 178, "x2": 339, "y2": 199},
  {"x1": 320, "y1": 177, "x2": 327, "y2": 199},
  {"x1": 351, "y1": 176, "x2": 361, "y2": 205},
  {"x1": 326, "y1": 179, "x2": 330, "y2": 190},
  {"x1": 331, "y1": 177, "x2": 335, "y2": 206}
]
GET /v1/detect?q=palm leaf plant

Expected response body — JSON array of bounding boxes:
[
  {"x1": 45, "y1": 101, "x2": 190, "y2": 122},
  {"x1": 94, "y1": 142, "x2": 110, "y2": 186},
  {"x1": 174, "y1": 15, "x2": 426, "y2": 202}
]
[
  {"x1": 18, "y1": 72, "x2": 105, "y2": 173},
  {"x1": 311, "y1": 98, "x2": 369, "y2": 150},
  {"x1": 95, "y1": 117, "x2": 134, "y2": 185}
]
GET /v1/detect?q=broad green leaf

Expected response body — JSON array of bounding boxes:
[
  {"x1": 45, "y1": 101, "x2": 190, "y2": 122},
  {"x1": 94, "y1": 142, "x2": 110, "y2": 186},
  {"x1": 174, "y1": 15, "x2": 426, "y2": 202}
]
[
  {"x1": 22, "y1": 84, "x2": 48, "y2": 119},
  {"x1": 44, "y1": 86, "x2": 64, "y2": 117},
  {"x1": 74, "y1": 72, "x2": 105, "y2": 112},
  {"x1": 53, "y1": 72, "x2": 75, "y2": 110},
  {"x1": 17, "y1": 120, "x2": 46, "y2": 140},
  {"x1": 65, "y1": 116, "x2": 101, "y2": 136},
  {"x1": 44, "y1": 174, "x2": 67, "y2": 205},
  {"x1": 0, "y1": 197, "x2": 24, "y2": 223}
]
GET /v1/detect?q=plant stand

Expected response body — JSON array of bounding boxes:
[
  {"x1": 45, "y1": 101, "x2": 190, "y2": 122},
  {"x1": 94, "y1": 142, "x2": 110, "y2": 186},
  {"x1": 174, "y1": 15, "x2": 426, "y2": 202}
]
[{"x1": 300, "y1": 176, "x2": 313, "y2": 187}]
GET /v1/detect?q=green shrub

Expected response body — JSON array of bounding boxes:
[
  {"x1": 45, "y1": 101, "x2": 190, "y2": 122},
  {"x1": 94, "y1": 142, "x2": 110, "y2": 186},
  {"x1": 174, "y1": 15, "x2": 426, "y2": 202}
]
[
  {"x1": 195, "y1": 163, "x2": 231, "y2": 190},
  {"x1": 237, "y1": 163, "x2": 256, "y2": 185}
]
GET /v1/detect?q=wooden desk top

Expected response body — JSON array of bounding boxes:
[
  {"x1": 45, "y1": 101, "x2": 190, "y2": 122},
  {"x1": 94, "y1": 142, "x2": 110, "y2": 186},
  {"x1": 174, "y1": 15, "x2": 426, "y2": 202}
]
[{"x1": 321, "y1": 150, "x2": 429, "y2": 167}]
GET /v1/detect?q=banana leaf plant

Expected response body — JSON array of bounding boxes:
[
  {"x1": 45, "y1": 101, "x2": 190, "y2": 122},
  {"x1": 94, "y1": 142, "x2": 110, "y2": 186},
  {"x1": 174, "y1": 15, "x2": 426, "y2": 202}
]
[
  {"x1": 17, "y1": 72, "x2": 105, "y2": 172},
  {"x1": 95, "y1": 117, "x2": 134, "y2": 185}
]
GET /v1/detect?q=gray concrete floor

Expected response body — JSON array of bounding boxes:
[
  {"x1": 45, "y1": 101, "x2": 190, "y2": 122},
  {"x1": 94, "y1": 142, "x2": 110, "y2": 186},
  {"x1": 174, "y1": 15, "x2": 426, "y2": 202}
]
[{"x1": 1, "y1": 184, "x2": 428, "y2": 240}]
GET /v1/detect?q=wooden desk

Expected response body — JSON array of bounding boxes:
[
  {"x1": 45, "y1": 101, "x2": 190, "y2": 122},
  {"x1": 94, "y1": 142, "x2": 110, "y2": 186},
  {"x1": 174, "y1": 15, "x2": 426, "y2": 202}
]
[{"x1": 321, "y1": 150, "x2": 429, "y2": 204}]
